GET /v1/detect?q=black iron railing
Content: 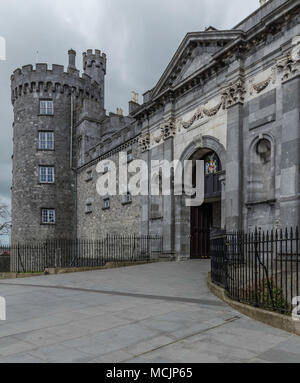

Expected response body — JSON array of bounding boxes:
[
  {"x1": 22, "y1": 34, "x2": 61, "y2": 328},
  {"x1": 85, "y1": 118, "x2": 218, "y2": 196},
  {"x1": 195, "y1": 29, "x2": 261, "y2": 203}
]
[
  {"x1": 10, "y1": 235, "x2": 163, "y2": 273},
  {"x1": 0, "y1": 246, "x2": 10, "y2": 272},
  {"x1": 0, "y1": 245, "x2": 10, "y2": 254},
  {"x1": 211, "y1": 228, "x2": 300, "y2": 315}
]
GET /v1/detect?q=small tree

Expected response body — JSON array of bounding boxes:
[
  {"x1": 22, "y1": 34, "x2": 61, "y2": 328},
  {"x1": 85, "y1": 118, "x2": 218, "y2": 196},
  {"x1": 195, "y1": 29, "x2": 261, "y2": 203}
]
[{"x1": 0, "y1": 204, "x2": 11, "y2": 242}]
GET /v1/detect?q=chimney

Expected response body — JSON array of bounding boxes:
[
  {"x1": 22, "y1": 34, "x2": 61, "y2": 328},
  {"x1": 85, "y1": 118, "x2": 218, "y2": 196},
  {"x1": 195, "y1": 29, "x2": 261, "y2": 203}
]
[
  {"x1": 259, "y1": 0, "x2": 268, "y2": 6},
  {"x1": 68, "y1": 49, "x2": 76, "y2": 70},
  {"x1": 131, "y1": 91, "x2": 139, "y2": 104},
  {"x1": 116, "y1": 108, "x2": 123, "y2": 116},
  {"x1": 128, "y1": 91, "x2": 140, "y2": 115}
]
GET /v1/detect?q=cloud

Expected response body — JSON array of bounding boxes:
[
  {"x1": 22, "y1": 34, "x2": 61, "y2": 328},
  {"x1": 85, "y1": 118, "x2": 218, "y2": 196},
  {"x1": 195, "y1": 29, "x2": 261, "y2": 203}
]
[{"x1": 0, "y1": 0, "x2": 259, "y2": 226}]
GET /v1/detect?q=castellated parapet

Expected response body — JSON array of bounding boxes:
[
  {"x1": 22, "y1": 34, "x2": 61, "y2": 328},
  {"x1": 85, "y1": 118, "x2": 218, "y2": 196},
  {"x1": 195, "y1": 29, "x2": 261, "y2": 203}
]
[{"x1": 11, "y1": 61, "x2": 102, "y2": 105}]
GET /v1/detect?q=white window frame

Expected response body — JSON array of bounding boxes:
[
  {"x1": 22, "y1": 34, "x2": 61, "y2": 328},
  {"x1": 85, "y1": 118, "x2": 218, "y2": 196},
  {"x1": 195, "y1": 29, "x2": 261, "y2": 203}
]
[
  {"x1": 39, "y1": 166, "x2": 55, "y2": 184},
  {"x1": 103, "y1": 198, "x2": 110, "y2": 210},
  {"x1": 127, "y1": 150, "x2": 133, "y2": 163},
  {"x1": 85, "y1": 202, "x2": 93, "y2": 214},
  {"x1": 41, "y1": 209, "x2": 56, "y2": 224},
  {"x1": 40, "y1": 100, "x2": 54, "y2": 115},
  {"x1": 86, "y1": 170, "x2": 93, "y2": 182},
  {"x1": 39, "y1": 131, "x2": 54, "y2": 150},
  {"x1": 122, "y1": 192, "x2": 132, "y2": 205},
  {"x1": 103, "y1": 166, "x2": 109, "y2": 175}
]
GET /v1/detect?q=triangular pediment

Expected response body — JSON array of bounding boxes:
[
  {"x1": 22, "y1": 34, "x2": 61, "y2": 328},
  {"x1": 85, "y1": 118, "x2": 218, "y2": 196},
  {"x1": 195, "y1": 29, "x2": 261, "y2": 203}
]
[{"x1": 150, "y1": 29, "x2": 242, "y2": 100}]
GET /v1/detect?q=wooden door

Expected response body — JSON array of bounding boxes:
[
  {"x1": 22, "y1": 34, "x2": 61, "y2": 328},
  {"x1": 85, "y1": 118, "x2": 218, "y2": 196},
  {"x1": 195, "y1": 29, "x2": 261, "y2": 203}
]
[{"x1": 191, "y1": 204, "x2": 212, "y2": 259}]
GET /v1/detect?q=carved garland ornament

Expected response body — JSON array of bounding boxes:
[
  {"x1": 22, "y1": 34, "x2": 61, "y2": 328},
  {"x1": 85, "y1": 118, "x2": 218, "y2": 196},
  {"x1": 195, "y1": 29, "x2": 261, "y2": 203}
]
[
  {"x1": 249, "y1": 66, "x2": 276, "y2": 95},
  {"x1": 182, "y1": 101, "x2": 223, "y2": 130}
]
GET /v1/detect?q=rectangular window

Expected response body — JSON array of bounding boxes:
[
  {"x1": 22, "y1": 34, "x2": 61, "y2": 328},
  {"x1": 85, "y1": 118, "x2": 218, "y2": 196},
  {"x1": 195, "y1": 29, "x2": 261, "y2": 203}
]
[
  {"x1": 40, "y1": 100, "x2": 53, "y2": 115},
  {"x1": 103, "y1": 198, "x2": 110, "y2": 210},
  {"x1": 127, "y1": 150, "x2": 133, "y2": 163},
  {"x1": 41, "y1": 209, "x2": 56, "y2": 224},
  {"x1": 86, "y1": 170, "x2": 93, "y2": 182},
  {"x1": 122, "y1": 192, "x2": 132, "y2": 205},
  {"x1": 85, "y1": 203, "x2": 93, "y2": 214},
  {"x1": 39, "y1": 166, "x2": 54, "y2": 183},
  {"x1": 39, "y1": 132, "x2": 54, "y2": 150},
  {"x1": 103, "y1": 166, "x2": 109, "y2": 174}
]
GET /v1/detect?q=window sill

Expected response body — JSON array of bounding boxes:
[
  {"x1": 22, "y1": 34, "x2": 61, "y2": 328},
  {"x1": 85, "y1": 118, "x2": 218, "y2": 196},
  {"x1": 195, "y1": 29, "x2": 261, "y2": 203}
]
[
  {"x1": 38, "y1": 114, "x2": 54, "y2": 117},
  {"x1": 150, "y1": 216, "x2": 163, "y2": 221},
  {"x1": 40, "y1": 223, "x2": 56, "y2": 226},
  {"x1": 38, "y1": 183, "x2": 55, "y2": 185},
  {"x1": 85, "y1": 178, "x2": 93, "y2": 183},
  {"x1": 37, "y1": 149, "x2": 55, "y2": 152},
  {"x1": 102, "y1": 207, "x2": 110, "y2": 211},
  {"x1": 122, "y1": 201, "x2": 132, "y2": 206},
  {"x1": 246, "y1": 199, "x2": 276, "y2": 207}
]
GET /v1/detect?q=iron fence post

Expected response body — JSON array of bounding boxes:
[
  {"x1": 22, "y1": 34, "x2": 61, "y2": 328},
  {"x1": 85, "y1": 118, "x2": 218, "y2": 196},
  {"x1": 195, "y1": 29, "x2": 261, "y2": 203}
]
[{"x1": 254, "y1": 228, "x2": 259, "y2": 307}]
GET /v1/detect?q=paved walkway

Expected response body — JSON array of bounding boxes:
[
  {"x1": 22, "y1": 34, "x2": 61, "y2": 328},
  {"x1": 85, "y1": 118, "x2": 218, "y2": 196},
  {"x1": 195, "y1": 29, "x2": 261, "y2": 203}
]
[{"x1": 0, "y1": 261, "x2": 299, "y2": 363}]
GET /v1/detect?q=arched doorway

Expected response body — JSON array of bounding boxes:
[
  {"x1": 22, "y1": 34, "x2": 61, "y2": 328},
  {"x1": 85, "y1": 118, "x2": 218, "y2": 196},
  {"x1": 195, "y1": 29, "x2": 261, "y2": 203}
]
[
  {"x1": 190, "y1": 149, "x2": 222, "y2": 259},
  {"x1": 175, "y1": 136, "x2": 226, "y2": 260}
]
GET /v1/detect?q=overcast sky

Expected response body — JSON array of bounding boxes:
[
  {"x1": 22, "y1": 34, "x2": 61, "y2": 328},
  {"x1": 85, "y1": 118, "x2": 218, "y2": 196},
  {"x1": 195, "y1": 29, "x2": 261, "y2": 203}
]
[{"x1": 0, "y1": 0, "x2": 259, "y2": 239}]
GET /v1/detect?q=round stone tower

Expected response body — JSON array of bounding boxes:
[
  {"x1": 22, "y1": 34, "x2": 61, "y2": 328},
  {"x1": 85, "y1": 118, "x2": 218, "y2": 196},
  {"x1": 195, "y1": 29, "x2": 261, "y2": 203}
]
[
  {"x1": 83, "y1": 49, "x2": 106, "y2": 108},
  {"x1": 10, "y1": 49, "x2": 104, "y2": 243}
]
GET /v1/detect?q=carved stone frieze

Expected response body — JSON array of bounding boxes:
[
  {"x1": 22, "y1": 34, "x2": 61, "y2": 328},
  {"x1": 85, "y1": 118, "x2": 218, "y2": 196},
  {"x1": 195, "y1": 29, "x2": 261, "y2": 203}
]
[
  {"x1": 277, "y1": 37, "x2": 300, "y2": 82},
  {"x1": 249, "y1": 67, "x2": 276, "y2": 95},
  {"x1": 138, "y1": 133, "x2": 151, "y2": 152},
  {"x1": 161, "y1": 117, "x2": 176, "y2": 140},
  {"x1": 153, "y1": 117, "x2": 176, "y2": 144},
  {"x1": 182, "y1": 101, "x2": 223, "y2": 130}
]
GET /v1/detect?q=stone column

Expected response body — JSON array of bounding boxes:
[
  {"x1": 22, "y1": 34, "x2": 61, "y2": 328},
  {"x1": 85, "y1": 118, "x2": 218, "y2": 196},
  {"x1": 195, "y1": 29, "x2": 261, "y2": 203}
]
[
  {"x1": 139, "y1": 131, "x2": 151, "y2": 237},
  {"x1": 174, "y1": 195, "x2": 190, "y2": 260},
  {"x1": 140, "y1": 149, "x2": 150, "y2": 237},
  {"x1": 162, "y1": 136, "x2": 175, "y2": 255},
  {"x1": 223, "y1": 80, "x2": 245, "y2": 231},
  {"x1": 280, "y1": 75, "x2": 300, "y2": 228}
]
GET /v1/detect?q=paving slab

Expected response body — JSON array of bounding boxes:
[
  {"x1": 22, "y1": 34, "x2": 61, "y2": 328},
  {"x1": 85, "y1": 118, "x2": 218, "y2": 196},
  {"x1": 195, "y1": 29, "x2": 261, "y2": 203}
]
[{"x1": 0, "y1": 260, "x2": 299, "y2": 363}]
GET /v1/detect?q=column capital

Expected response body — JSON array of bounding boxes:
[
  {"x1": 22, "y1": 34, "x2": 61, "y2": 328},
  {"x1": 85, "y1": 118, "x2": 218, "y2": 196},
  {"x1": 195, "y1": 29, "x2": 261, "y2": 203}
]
[{"x1": 221, "y1": 78, "x2": 246, "y2": 109}]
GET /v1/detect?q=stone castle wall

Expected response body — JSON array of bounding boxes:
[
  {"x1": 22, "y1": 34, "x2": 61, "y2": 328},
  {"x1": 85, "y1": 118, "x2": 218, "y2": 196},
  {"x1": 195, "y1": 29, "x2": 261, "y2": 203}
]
[
  {"x1": 10, "y1": 0, "x2": 300, "y2": 253},
  {"x1": 76, "y1": 140, "x2": 142, "y2": 238}
]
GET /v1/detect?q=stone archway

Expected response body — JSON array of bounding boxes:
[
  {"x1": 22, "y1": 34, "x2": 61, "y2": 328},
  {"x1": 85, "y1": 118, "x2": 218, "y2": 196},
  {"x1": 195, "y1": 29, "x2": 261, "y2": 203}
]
[{"x1": 174, "y1": 136, "x2": 226, "y2": 260}]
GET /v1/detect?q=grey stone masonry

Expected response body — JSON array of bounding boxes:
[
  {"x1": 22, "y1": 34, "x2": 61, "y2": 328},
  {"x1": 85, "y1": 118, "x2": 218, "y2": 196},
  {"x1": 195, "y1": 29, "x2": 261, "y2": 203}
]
[
  {"x1": 10, "y1": 0, "x2": 300, "y2": 260},
  {"x1": 280, "y1": 76, "x2": 300, "y2": 228}
]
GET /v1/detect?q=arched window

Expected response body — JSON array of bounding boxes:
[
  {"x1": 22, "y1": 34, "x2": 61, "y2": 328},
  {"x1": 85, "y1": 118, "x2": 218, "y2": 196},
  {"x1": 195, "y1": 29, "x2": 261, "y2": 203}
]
[
  {"x1": 248, "y1": 137, "x2": 273, "y2": 203},
  {"x1": 204, "y1": 152, "x2": 220, "y2": 175}
]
